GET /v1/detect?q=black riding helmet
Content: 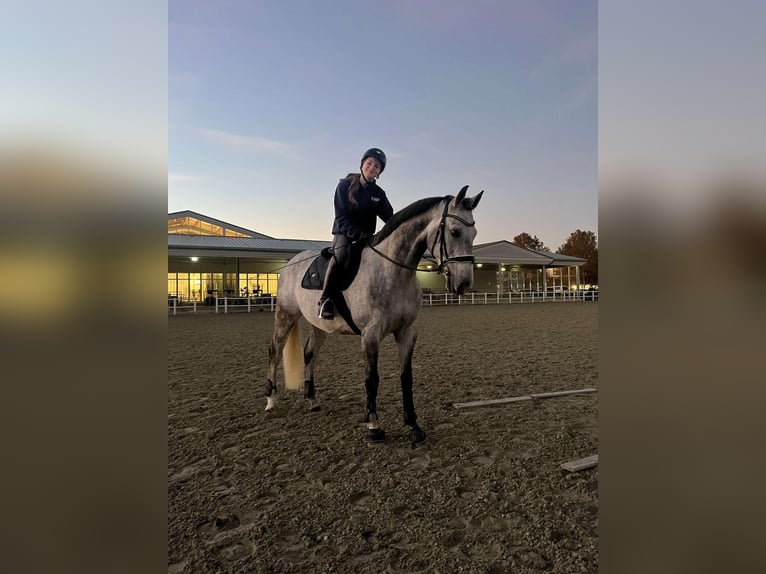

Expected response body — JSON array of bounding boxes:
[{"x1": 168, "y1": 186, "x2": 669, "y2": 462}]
[{"x1": 361, "y1": 147, "x2": 386, "y2": 173}]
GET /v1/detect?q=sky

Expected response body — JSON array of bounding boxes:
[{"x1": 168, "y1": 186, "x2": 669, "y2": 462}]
[{"x1": 168, "y1": 0, "x2": 596, "y2": 249}]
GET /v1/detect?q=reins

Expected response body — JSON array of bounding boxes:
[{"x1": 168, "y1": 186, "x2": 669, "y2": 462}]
[
  {"x1": 367, "y1": 243, "x2": 425, "y2": 271},
  {"x1": 273, "y1": 197, "x2": 476, "y2": 276},
  {"x1": 369, "y1": 197, "x2": 475, "y2": 275}
]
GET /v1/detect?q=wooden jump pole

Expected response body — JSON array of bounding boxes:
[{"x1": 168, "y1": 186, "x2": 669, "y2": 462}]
[
  {"x1": 453, "y1": 387, "x2": 596, "y2": 409},
  {"x1": 560, "y1": 454, "x2": 598, "y2": 472}
]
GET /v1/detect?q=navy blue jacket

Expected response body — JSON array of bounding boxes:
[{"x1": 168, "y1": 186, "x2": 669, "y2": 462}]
[{"x1": 331, "y1": 177, "x2": 394, "y2": 240}]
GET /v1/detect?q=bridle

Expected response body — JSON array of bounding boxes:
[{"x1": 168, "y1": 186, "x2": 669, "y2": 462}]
[
  {"x1": 430, "y1": 199, "x2": 476, "y2": 275},
  {"x1": 368, "y1": 198, "x2": 475, "y2": 274}
]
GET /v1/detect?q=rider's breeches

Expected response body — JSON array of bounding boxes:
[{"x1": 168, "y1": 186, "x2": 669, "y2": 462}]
[{"x1": 321, "y1": 233, "x2": 351, "y2": 298}]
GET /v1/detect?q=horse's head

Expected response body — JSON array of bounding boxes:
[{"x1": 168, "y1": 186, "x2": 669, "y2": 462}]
[{"x1": 432, "y1": 185, "x2": 484, "y2": 295}]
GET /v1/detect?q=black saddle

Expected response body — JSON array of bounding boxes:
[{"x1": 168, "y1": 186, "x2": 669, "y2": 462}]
[{"x1": 301, "y1": 243, "x2": 364, "y2": 291}]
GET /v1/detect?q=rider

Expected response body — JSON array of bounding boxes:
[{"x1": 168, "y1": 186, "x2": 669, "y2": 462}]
[{"x1": 318, "y1": 147, "x2": 394, "y2": 319}]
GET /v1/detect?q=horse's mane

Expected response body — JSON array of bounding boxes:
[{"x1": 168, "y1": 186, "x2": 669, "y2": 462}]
[{"x1": 370, "y1": 195, "x2": 450, "y2": 246}]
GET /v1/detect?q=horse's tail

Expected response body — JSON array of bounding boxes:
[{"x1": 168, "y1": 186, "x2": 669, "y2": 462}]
[{"x1": 282, "y1": 324, "x2": 303, "y2": 391}]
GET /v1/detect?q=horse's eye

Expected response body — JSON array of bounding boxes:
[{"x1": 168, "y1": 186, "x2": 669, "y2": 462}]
[{"x1": 450, "y1": 228, "x2": 461, "y2": 238}]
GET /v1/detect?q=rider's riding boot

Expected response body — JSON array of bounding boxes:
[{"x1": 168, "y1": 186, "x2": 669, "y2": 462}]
[
  {"x1": 318, "y1": 257, "x2": 339, "y2": 319},
  {"x1": 317, "y1": 297, "x2": 335, "y2": 319}
]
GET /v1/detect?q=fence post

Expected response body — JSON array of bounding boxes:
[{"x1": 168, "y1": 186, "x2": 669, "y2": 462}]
[
  {"x1": 173, "y1": 297, "x2": 177, "y2": 316},
  {"x1": 215, "y1": 297, "x2": 219, "y2": 314},
  {"x1": 247, "y1": 297, "x2": 251, "y2": 313},
  {"x1": 193, "y1": 299, "x2": 197, "y2": 314}
]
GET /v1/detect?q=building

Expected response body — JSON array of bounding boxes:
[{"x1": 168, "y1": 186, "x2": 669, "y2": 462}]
[{"x1": 168, "y1": 210, "x2": 588, "y2": 303}]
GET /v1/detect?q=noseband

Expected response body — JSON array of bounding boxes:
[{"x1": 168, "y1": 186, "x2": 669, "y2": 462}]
[{"x1": 431, "y1": 200, "x2": 475, "y2": 275}]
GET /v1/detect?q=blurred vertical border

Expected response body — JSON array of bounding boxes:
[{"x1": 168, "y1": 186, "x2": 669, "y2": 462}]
[
  {"x1": 600, "y1": 2, "x2": 766, "y2": 573},
  {"x1": 0, "y1": 2, "x2": 167, "y2": 573}
]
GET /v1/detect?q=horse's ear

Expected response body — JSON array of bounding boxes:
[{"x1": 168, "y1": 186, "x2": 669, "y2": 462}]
[
  {"x1": 452, "y1": 185, "x2": 469, "y2": 207},
  {"x1": 465, "y1": 189, "x2": 484, "y2": 210}
]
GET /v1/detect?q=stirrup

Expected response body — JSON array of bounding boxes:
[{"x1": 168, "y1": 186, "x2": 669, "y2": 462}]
[{"x1": 318, "y1": 298, "x2": 335, "y2": 319}]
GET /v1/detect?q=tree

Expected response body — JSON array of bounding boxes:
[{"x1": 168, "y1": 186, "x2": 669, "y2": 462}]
[
  {"x1": 513, "y1": 232, "x2": 548, "y2": 252},
  {"x1": 557, "y1": 230, "x2": 598, "y2": 285}
]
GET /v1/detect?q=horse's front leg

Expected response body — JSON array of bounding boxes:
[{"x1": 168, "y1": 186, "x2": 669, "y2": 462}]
[
  {"x1": 395, "y1": 324, "x2": 426, "y2": 443},
  {"x1": 361, "y1": 330, "x2": 386, "y2": 443}
]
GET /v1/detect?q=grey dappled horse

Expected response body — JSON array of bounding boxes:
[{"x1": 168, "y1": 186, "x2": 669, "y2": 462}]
[{"x1": 264, "y1": 185, "x2": 484, "y2": 444}]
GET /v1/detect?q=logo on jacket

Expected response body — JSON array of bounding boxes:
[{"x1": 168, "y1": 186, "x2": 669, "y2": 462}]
[{"x1": 371, "y1": 196, "x2": 380, "y2": 202}]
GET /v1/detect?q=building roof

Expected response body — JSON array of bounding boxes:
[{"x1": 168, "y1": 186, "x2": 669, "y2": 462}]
[
  {"x1": 168, "y1": 234, "x2": 330, "y2": 259},
  {"x1": 472, "y1": 241, "x2": 588, "y2": 266},
  {"x1": 168, "y1": 210, "x2": 274, "y2": 239},
  {"x1": 473, "y1": 240, "x2": 553, "y2": 265},
  {"x1": 528, "y1": 248, "x2": 588, "y2": 266}
]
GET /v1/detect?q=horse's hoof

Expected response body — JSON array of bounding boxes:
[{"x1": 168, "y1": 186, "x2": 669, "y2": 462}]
[
  {"x1": 310, "y1": 405, "x2": 321, "y2": 412},
  {"x1": 410, "y1": 427, "x2": 427, "y2": 444},
  {"x1": 367, "y1": 428, "x2": 386, "y2": 443}
]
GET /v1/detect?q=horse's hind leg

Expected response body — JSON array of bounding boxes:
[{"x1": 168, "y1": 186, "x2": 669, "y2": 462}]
[
  {"x1": 395, "y1": 324, "x2": 426, "y2": 443},
  {"x1": 303, "y1": 326, "x2": 326, "y2": 411},
  {"x1": 265, "y1": 307, "x2": 298, "y2": 411}
]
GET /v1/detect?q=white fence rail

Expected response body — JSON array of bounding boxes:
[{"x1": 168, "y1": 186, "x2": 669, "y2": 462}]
[
  {"x1": 168, "y1": 296, "x2": 277, "y2": 316},
  {"x1": 169, "y1": 290, "x2": 597, "y2": 316},
  {"x1": 421, "y1": 290, "x2": 598, "y2": 306}
]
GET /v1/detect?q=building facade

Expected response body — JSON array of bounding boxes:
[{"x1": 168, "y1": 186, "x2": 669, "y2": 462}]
[{"x1": 168, "y1": 211, "x2": 589, "y2": 303}]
